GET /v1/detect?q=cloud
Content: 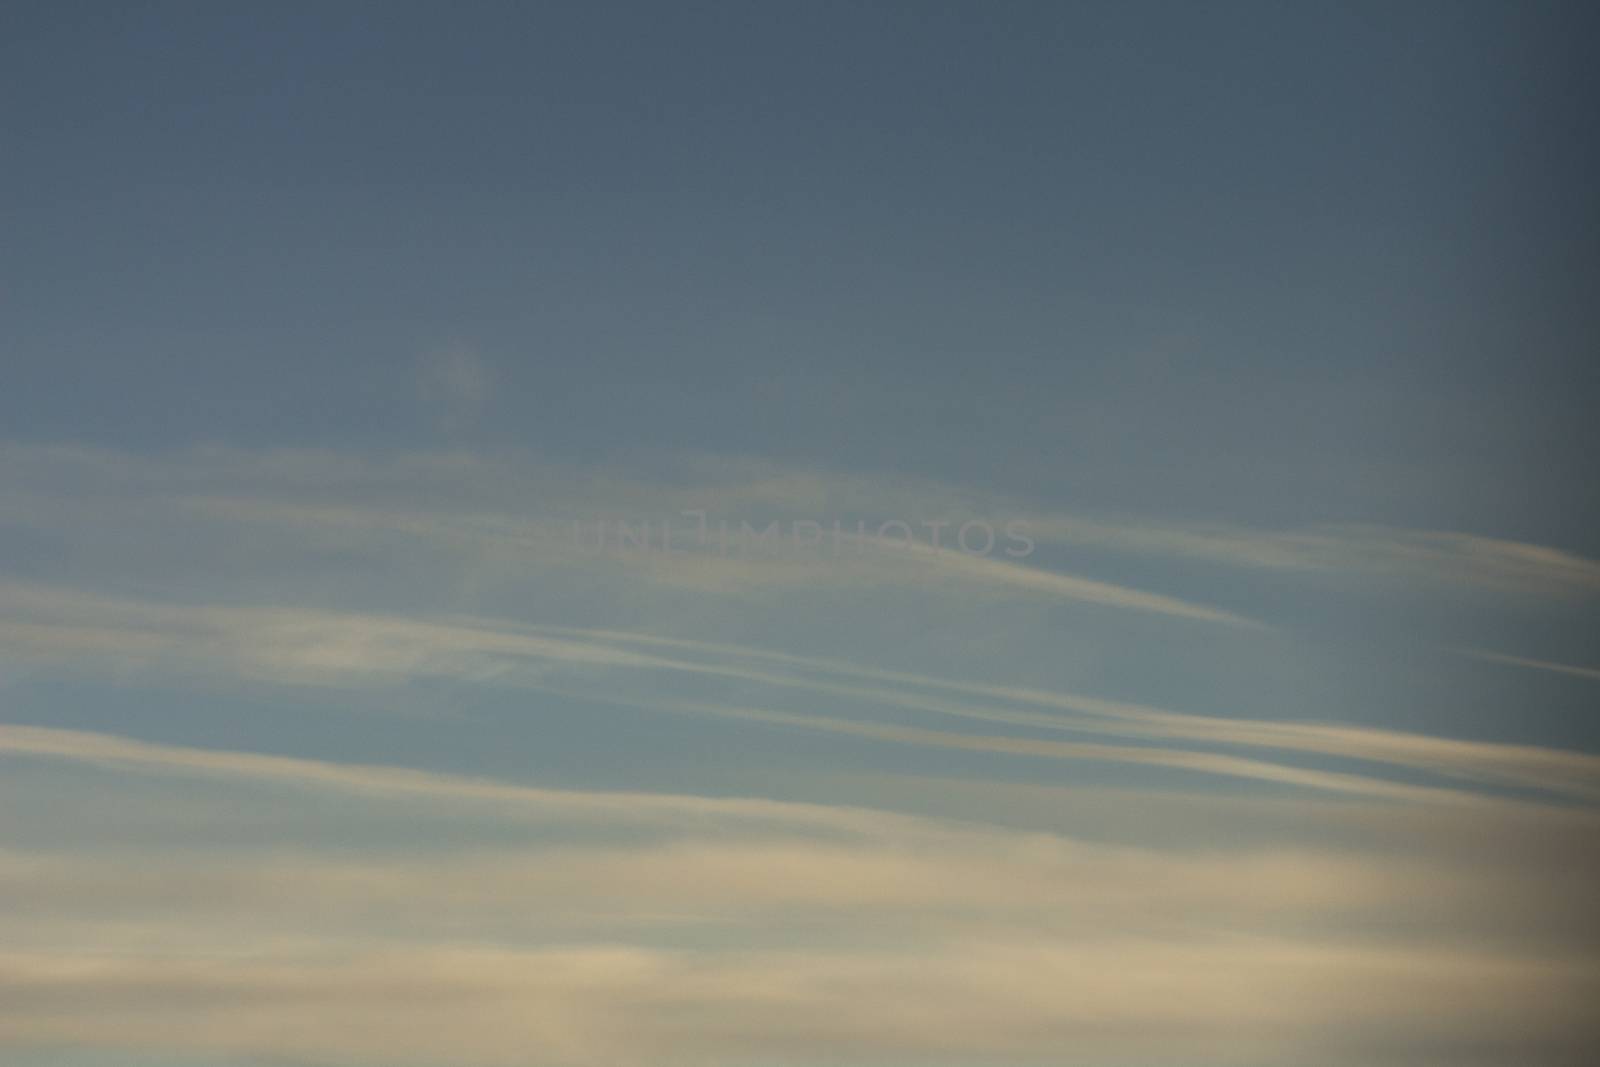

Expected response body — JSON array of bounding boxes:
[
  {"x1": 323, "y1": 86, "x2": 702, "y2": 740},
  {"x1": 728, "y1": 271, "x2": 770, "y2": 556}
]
[
  {"x1": 2, "y1": 724, "x2": 1596, "y2": 1066},
  {"x1": 5, "y1": 940, "x2": 1592, "y2": 1067},
  {"x1": 4, "y1": 582, "x2": 1597, "y2": 804},
  {"x1": 1454, "y1": 648, "x2": 1600, "y2": 683},
  {"x1": 1, "y1": 741, "x2": 1597, "y2": 1067},
  {"x1": 498, "y1": 625, "x2": 1600, "y2": 802},
  {"x1": 0, "y1": 839, "x2": 1595, "y2": 1066},
  {"x1": 4, "y1": 442, "x2": 1598, "y2": 1065},
  {"x1": 569, "y1": 692, "x2": 1534, "y2": 807},
  {"x1": 6, "y1": 442, "x2": 1596, "y2": 600},
  {"x1": 0, "y1": 443, "x2": 1253, "y2": 626},
  {"x1": 0, "y1": 723, "x2": 920, "y2": 838},
  {"x1": 1020, "y1": 517, "x2": 1600, "y2": 597}
]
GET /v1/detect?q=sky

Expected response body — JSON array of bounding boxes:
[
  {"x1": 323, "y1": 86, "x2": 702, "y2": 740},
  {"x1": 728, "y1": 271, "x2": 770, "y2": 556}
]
[{"x1": 2, "y1": 3, "x2": 1599, "y2": 1066}]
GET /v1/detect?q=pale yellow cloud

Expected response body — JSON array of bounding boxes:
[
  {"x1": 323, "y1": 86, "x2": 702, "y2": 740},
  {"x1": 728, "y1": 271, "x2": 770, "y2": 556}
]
[
  {"x1": 4, "y1": 582, "x2": 1596, "y2": 803},
  {"x1": 0, "y1": 929, "x2": 1593, "y2": 1067},
  {"x1": 3, "y1": 723, "x2": 1597, "y2": 1066}
]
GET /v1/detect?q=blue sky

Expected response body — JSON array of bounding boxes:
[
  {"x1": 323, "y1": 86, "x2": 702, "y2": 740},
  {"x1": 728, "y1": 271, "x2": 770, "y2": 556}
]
[{"x1": 2, "y1": 4, "x2": 1599, "y2": 1066}]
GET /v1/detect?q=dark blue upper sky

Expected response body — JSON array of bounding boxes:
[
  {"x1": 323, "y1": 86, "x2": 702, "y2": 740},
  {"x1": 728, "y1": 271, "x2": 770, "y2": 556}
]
[{"x1": 5, "y1": 2, "x2": 1597, "y2": 541}]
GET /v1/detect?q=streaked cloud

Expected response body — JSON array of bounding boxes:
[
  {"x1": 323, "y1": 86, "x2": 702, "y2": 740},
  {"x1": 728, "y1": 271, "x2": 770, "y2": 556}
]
[
  {"x1": 6, "y1": 582, "x2": 1597, "y2": 804},
  {"x1": 1454, "y1": 647, "x2": 1600, "y2": 683},
  {"x1": 0, "y1": 732, "x2": 1595, "y2": 1067},
  {"x1": 0, "y1": 723, "x2": 919, "y2": 837}
]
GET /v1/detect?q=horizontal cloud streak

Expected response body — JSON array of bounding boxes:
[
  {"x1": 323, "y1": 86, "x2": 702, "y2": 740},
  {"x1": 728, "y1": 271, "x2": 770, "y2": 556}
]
[
  {"x1": 1, "y1": 738, "x2": 1596, "y2": 1067},
  {"x1": 0, "y1": 724, "x2": 927, "y2": 838},
  {"x1": 3, "y1": 940, "x2": 1592, "y2": 1067},
  {"x1": 4, "y1": 580, "x2": 1597, "y2": 804},
  {"x1": 8, "y1": 442, "x2": 1595, "y2": 589},
  {"x1": 1456, "y1": 647, "x2": 1600, "y2": 683}
]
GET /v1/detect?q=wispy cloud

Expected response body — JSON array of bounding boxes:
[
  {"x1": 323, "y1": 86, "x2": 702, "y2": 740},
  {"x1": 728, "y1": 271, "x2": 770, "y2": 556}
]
[
  {"x1": 0, "y1": 743, "x2": 1595, "y2": 1067},
  {"x1": 1027, "y1": 517, "x2": 1600, "y2": 597},
  {"x1": 4, "y1": 579, "x2": 1596, "y2": 804},
  {"x1": 11, "y1": 443, "x2": 1595, "y2": 618},
  {"x1": 2, "y1": 724, "x2": 1597, "y2": 1067},
  {"x1": 0, "y1": 723, "x2": 923, "y2": 837},
  {"x1": 1454, "y1": 648, "x2": 1600, "y2": 683}
]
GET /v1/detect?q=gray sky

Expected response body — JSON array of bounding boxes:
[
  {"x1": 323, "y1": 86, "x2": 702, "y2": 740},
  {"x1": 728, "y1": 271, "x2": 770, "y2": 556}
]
[{"x1": 3, "y1": 4, "x2": 1598, "y2": 1065}]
